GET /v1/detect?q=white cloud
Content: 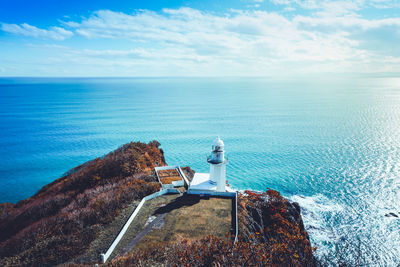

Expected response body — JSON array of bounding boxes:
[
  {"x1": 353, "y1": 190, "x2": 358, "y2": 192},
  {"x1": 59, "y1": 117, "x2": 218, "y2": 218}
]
[
  {"x1": 62, "y1": 8, "x2": 366, "y2": 64},
  {"x1": 2, "y1": 5, "x2": 400, "y2": 76},
  {"x1": 1, "y1": 23, "x2": 73, "y2": 40},
  {"x1": 294, "y1": 13, "x2": 400, "y2": 30},
  {"x1": 272, "y1": 0, "x2": 320, "y2": 9},
  {"x1": 270, "y1": 0, "x2": 400, "y2": 10}
]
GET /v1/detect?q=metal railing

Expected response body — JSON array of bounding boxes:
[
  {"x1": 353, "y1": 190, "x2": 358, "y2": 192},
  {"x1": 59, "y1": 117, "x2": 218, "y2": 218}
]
[{"x1": 206, "y1": 154, "x2": 228, "y2": 164}]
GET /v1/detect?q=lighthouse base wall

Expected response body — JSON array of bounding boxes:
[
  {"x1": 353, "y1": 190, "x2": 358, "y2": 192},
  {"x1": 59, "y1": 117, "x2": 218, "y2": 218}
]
[
  {"x1": 188, "y1": 172, "x2": 235, "y2": 195},
  {"x1": 210, "y1": 164, "x2": 226, "y2": 192}
]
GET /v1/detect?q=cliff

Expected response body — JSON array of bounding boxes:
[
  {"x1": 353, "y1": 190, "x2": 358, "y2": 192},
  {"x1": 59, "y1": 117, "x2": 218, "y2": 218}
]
[
  {"x1": 0, "y1": 141, "x2": 165, "y2": 266},
  {"x1": 0, "y1": 141, "x2": 315, "y2": 266},
  {"x1": 237, "y1": 190, "x2": 316, "y2": 266}
]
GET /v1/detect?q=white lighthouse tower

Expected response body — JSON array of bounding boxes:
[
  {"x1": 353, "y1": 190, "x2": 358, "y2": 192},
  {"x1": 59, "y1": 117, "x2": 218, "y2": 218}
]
[
  {"x1": 207, "y1": 137, "x2": 228, "y2": 191},
  {"x1": 188, "y1": 137, "x2": 233, "y2": 195}
]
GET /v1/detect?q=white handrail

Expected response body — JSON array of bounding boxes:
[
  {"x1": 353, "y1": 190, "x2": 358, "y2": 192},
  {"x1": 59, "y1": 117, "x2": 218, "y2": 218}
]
[
  {"x1": 101, "y1": 188, "x2": 180, "y2": 263},
  {"x1": 234, "y1": 191, "x2": 239, "y2": 244}
]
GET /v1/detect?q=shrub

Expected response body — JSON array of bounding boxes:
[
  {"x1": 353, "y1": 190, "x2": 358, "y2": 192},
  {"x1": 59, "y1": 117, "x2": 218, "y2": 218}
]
[{"x1": 0, "y1": 141, "x2": 166, "y2": 266}]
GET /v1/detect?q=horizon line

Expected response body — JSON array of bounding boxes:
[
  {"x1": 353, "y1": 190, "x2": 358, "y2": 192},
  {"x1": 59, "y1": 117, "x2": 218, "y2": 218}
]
[{"x1": 1, "y1": 73, "x2": 400, "y2": 79}]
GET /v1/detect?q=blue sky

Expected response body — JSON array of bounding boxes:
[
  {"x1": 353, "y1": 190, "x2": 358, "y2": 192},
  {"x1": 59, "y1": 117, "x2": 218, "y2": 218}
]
[{"x1": 1, "y1": 0, "x2": 400, "y2": 76}]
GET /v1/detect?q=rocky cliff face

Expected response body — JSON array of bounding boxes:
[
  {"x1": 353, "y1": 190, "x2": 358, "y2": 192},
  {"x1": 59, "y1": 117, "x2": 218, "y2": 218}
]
[
  {"x1": 0, "y1": 141, "x2": 315, "y2": 266},
  {"x1": 0, "y1": 141, "x2": 165, "y2": 266},
  {"x1": 238, "y1": 190, "x2": 317, "y2": 266}
]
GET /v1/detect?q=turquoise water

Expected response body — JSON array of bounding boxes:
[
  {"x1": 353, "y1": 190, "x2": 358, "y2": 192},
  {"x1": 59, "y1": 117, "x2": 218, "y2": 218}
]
[{"x1": 0, "y1": 77, "x2": 399, "y2": 264}]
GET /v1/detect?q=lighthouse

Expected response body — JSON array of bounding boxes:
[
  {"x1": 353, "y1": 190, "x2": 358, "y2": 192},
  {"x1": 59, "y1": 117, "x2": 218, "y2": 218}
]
[
  {"x1": 188, "y1": 137, "x2": 233, "y2": 195},
  {"x1": 207, "y1": 137, "x2": 228, "y2": 191}
]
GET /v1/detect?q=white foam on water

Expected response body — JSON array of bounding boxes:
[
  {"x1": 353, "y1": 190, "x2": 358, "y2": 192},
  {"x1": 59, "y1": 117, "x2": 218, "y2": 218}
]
[
  {"x1": 290, "y1": 192, "x2": 400, "y2": 265},
  {"x1": 290, "y1": 194, "x2": 344, "y2": 255}
]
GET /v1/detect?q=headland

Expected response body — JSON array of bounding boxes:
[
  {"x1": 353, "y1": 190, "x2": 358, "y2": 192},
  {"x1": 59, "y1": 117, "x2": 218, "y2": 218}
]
[{"x1": 0, "y1": 140, "x2": 316, "y2": 266}]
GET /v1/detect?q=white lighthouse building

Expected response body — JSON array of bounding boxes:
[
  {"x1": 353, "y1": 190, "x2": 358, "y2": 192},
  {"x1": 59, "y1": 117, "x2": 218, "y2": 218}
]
[
  {"x1": 208, "y1": 137, "x2": 228, "y2": 191},
  {"x1": 188, "y1": 137, "x2": 232, "y2": 195}
]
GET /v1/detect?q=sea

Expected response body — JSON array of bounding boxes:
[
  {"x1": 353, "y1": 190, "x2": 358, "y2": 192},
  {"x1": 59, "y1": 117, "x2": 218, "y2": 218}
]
[{"x1": 0, "y1": 77, "x2": 399, "y2": 264}]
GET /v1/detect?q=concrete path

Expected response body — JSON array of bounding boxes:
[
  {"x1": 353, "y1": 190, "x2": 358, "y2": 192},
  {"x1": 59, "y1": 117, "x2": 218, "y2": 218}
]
[{"x1": 120, "y1": 212, "x2": 167, "y2": 255}]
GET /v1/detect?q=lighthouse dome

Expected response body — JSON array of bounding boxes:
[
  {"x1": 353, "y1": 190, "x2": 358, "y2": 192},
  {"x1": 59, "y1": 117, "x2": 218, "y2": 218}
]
[{"x1": 212, "y1": 137, "x2": 224, "y2": 151}]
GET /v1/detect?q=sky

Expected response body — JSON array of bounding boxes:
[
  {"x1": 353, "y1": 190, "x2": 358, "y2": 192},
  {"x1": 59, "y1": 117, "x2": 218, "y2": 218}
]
[{"x1": 0, "y1": 0, "x2": 400, "y2": 77}]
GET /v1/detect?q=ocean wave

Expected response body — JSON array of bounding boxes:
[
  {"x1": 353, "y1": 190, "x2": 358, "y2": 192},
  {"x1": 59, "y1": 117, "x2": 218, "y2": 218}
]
[
  {"x1": 290, "y1": 194, "x2": 344, "y2": 254},
  {"x1": 290, "y1": 193, "x2": 400, "y2": 265}
]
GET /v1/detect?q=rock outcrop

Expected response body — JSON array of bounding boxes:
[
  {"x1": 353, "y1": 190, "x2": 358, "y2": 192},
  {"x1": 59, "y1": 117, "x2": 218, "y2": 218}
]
[{"x1": 238, "y1": 189, "x2": 316, "y2": 266}]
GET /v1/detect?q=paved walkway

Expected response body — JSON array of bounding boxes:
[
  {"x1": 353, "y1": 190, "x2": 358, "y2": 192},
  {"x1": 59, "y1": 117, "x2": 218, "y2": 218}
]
[
  {"x1": 120, "y1": 212, "x2": 168, "y2": 255},
  {"x1": 119, "y1": 192, "x2": 184, "y2": 255}
]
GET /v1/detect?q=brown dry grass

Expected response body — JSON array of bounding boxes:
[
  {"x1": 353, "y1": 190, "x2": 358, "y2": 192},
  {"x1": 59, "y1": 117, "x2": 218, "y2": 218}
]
[
  {"x1": 133, "y1": 195, "x2": 233, "y2": 251},
  {"x1": 109, "y1": 194, "x2": 181, "y2": 260},
  {"x1": 157, "y1": 169, "x2": 182, "y2": 184},
  {"x1": 0, "y1": 141, "x2": 165, "y2": 266}
]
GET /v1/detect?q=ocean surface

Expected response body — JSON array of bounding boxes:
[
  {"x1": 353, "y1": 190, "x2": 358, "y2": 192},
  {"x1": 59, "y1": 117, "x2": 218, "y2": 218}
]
[{"x1": 0, "y1": 77, "x2": 399, "y2": 264}]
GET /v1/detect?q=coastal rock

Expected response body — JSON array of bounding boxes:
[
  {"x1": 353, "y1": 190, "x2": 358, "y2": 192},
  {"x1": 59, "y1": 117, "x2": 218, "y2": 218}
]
[
  {"x1": 237, "y1": 189, "x2": 317, "y2": 266},
  {"x1": 385, "y1": 212, "x2": 399, "y2": 218}
]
